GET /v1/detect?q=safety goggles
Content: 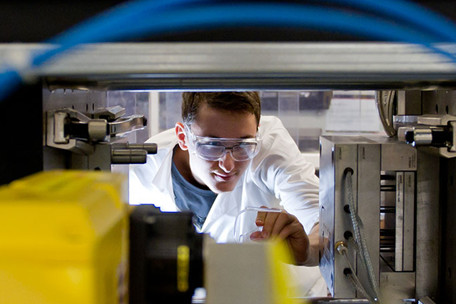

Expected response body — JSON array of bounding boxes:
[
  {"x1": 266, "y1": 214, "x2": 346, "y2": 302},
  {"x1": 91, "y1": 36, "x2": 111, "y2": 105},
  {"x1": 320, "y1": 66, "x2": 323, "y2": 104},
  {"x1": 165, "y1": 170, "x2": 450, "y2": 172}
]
[{"x1": 184, "y1": 124, "x2": 261, "y2": 161}]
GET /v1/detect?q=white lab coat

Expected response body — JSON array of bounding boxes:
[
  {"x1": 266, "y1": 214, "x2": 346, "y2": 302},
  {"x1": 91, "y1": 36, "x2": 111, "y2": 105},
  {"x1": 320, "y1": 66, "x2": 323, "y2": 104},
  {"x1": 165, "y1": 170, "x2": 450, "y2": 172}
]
[
  {"x1": 129, "y1": 115, "x2": 327, "y2": 296},
  {"x1": 129, "y1": 115, "x2": 319, "y2": 240}
]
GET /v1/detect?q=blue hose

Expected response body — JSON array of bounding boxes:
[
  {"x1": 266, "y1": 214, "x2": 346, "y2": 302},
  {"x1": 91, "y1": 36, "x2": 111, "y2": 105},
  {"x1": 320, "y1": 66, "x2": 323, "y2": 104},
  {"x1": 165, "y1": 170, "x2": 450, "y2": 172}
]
[
  {"x1": 1, "y1": 0, "x2": 456, "y2": 102},
  {"x1": 316, "y1": 0, "x2": 456, "y2": 42},
  {"x1": 32, "y1": 0, "x2": 205, "y2": 66},
  {"x1": 115, "y1": 4, "x2": 438, "y2": 43},
  {"x1": 33, "y1": 3, "x2": 454, "y2": 67},
  {"x1": 0, "y1": 69, "x2": 23, "y2": 102}
]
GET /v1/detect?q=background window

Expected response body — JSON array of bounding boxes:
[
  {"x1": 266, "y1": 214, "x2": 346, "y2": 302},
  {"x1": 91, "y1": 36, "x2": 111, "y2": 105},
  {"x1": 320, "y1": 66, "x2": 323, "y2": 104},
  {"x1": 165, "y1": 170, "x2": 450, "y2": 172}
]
[{"x1": 110, "y1": 90, "x2": 385, "y2": 156}]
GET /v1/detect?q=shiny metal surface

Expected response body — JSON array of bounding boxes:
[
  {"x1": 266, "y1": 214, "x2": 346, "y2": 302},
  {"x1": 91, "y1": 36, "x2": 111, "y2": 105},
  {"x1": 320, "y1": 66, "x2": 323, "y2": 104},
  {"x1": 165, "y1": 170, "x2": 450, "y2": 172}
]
[
  {"x1": 411, "y1": 128, "x2": 433, "y2": 145},
  {"x1": 394, "y1": 172, "x2": 416, "y2": 272},
  {"x1": 112, "y1": 143, "x2": 158, "y2": 154},
  {"x1": 320, "y1": 136, "x2": 419, "y2": 301},
  {"x1": 395, "y1": 172, "x2": 404, "y2": 271},
  {"x1": 418, "y1": 114, "x2": 456, "y2": 126},
  {"x1": 320, "y1": 136, "x2": 382, "y2": 298},
  {"x1": 88, "y1": 119, "x2": 108, "y2": 141},
  {"x1": 356, "y1": 144, "x2": 381, "y2": 295},
  {"x1": 403, "y1": 172, "x2": 415, "y2": 272},
  {"x1": 380, "y1": 143, "x2": 417, "y2": 171},
  {"x1": 109, "y1": 114, "x2": 146, "y2": 135},
  {"x1": 320, "y1": 137, "x2": 357, "y2": 298},
  {"x1": 398, "y1": 91, "x2": 456, "y2": 158},
  {"x1": 111, "y1": 149, "x2": 147, "y2": 164},
  {"x1": 2, "y1": 43, "x2": 456, "y2": 89}
]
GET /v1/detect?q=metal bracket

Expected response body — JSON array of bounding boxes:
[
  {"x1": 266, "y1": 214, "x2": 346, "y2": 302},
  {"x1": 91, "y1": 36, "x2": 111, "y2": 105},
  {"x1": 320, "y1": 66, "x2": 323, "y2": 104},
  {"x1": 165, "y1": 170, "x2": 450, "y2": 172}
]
[
  {"x1": 398, "y1": 114, "x2": 456, "y2": 158},
  {"x1": 46, "y1": 111, "x2": 95, "y2": 154},
  {"x1": 45, "y1": 107, "x2": 147, "y2": 155},
  {"x1": 109, "y1": 115, "x2": 147, "y2": 135}
]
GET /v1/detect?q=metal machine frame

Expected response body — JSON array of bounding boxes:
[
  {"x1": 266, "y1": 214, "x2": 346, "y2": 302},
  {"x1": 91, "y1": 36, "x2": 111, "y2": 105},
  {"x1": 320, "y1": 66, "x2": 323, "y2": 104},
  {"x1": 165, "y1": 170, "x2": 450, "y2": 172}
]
[{"x1": 1, "y1": 42, "x2": 456, "y2": 303}]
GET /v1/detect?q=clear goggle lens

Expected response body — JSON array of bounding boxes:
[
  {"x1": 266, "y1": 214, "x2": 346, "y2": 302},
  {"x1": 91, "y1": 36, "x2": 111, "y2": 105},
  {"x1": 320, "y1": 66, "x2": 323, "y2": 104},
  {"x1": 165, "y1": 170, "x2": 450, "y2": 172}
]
[{"x1": 195, "y1": 141, "x2": 258, "y2": 161}]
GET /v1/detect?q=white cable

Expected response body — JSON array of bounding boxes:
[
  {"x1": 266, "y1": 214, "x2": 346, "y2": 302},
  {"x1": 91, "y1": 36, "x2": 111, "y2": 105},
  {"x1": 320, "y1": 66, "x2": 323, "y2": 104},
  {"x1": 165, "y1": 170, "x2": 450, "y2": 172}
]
[
  {"x1": 344, "y1": 170, "x2": 381, "y2": 303},
  {"x1": 346, "y1": 272, "x2": 375, "y2": 303},
  {"x1": 336, "y1": 242, "x2": 375, "y2": 303}
]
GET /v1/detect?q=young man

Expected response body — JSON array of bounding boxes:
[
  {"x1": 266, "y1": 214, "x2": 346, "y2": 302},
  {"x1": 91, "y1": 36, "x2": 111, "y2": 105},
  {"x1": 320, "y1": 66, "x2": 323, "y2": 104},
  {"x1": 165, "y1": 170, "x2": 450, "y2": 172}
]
[{"x1": 129, "y1": 92, "x2": 320, "y2": 266}]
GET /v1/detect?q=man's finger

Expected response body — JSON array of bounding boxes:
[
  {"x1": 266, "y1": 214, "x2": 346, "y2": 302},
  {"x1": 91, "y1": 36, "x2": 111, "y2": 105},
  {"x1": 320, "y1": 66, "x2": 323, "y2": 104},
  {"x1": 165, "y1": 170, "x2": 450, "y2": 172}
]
[
  {"x1": 255, "y1": 211, "x2": 267, "y2": 226},
  {"x1": 249, "y1": 230, "x2": 265, "y2": 241},
  {"x1": 261, "y1": 211, "x2": 281, "y2": 238},
  {"x1": 255, "y1": 206, "x2": 280, "y2": 226},
  {"x1": 270, "y1": 212, "x2": 295, "y2": 237}
]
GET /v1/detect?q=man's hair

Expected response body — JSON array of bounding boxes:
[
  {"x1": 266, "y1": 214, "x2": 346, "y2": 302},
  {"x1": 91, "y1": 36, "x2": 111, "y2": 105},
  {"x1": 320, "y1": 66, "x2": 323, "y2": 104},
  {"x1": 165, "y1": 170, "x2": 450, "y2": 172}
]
[{"x1": 181, "y1": 92, "x2": 261, "y2": 126}]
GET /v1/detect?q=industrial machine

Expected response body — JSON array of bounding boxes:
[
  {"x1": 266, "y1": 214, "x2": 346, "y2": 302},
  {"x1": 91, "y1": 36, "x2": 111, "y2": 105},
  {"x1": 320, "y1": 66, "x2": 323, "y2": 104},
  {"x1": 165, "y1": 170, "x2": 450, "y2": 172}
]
[
  {"x1": 319, "y1": 90, "x2": 456, "y2": 303},
  {"x1": 1, "y1": 41, "x2": 456, "y2": 304}
]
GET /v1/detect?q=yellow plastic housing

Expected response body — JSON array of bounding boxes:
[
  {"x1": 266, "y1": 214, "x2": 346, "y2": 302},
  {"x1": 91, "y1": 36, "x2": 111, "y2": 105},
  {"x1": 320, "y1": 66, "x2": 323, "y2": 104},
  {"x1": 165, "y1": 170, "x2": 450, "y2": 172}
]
[{"x1": 0, "y1": 170, "x2": 129, "y2": 304}]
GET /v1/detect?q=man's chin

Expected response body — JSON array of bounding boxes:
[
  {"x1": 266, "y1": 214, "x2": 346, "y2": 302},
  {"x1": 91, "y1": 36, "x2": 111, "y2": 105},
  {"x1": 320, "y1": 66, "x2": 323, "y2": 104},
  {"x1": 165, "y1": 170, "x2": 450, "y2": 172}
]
[{"x1": 211, "y1": 182, "x2": 236, "y2": 194}]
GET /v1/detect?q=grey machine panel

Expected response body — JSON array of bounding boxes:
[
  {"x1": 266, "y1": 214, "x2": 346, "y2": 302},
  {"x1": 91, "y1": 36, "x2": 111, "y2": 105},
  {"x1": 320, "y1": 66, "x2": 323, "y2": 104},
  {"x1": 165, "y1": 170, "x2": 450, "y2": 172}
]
[
  {"x1": 320, "y1": 136, "x2": 417, "y2": 301},
  {"x1": 320, "y1": 136, "x2": 381, "y2": 298},
  {"x1": 1, "y1": 42, "x2": 456, "y2": 89}
]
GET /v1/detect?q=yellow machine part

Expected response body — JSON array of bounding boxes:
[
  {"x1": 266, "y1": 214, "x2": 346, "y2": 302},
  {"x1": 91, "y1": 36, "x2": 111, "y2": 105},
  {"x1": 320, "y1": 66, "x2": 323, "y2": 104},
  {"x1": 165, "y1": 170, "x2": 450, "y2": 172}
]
[
  {"x1": 0, "y1": 170, "x2": 129, "y2": 304},
  {"x1": 267, "y1": 240, "x2": 305, "y2": 304}
]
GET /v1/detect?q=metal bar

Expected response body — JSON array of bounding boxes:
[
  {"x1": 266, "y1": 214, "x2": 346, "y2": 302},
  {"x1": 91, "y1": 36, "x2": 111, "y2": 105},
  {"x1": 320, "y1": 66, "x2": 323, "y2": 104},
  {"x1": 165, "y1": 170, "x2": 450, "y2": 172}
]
[
  {"x1": 403, "y1": 172, "x2": 415, "y2": 271},
  {"x1": 112, "y1": 143, "x2": 157, "y2": 154},
  {"x1": 395, "y1": 172, "x2": 404, "y2": 272},
  {"x1": 2, "y1": 43, "x2": 456, "y2": 89},
  {"x1": 111, "y1": 149, "x2": 147, "y2": 164}
]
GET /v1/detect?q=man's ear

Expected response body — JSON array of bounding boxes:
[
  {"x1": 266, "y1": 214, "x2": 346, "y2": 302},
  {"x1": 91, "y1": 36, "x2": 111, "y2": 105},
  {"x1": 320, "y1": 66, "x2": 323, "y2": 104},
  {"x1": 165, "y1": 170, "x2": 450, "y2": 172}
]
[{"x1": 175, "y1": 122, "x2": 188, "y2": 150}]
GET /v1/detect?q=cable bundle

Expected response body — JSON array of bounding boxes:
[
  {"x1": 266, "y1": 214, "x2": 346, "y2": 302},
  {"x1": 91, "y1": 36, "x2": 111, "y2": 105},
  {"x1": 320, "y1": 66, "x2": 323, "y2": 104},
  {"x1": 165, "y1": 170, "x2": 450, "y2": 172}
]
[
  {"x1": 342, "y1": 169, "x2": 381, "y2": 303},
  {"x1": 1, "y1": 0, "x2": 456, "y2": 100}
]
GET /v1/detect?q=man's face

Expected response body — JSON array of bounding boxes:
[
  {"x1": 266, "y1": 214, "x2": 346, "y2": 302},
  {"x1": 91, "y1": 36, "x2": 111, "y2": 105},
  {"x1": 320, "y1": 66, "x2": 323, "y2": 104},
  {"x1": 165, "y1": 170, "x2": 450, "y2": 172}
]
[{"x1": 186, "y1": 104, "x2": 258, "y2": 194}]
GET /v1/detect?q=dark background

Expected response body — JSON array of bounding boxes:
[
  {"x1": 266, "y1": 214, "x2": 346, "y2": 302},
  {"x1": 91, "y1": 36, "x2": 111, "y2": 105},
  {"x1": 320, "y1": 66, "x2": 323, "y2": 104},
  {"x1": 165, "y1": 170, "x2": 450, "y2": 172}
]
[{"x1": 1, "y1": 0, "x2": 456, "y2": 43}]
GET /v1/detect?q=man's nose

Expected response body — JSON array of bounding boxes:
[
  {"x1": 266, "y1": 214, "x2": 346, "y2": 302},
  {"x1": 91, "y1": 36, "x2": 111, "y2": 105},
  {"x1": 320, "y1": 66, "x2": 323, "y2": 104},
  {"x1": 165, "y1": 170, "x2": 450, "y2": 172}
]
[{"x1": 219, "y1": 151, "x2": 235, "y2": 173}]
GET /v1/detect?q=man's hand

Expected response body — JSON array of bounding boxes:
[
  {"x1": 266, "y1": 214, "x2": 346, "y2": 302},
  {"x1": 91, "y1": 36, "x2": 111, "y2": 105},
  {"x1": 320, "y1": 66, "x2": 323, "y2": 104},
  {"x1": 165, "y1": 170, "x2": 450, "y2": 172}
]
[{"x1": 250, "y1": 208, "x2": 319, "y2": 266}]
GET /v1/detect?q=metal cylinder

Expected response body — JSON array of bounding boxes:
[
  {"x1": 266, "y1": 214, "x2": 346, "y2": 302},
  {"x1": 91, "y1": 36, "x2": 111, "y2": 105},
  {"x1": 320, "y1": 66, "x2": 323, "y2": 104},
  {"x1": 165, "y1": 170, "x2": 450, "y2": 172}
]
[
  {"x1": 88, "y1": 119, "x2": 108, "y2": 141},
  {"x1": 111, "y1": 149, "x2": 147, "y2": 164},
  {"x1": 406, "y1": 128, "x2": 433, "y2": 146},
  {"x1": 113, "y1": 143, "x2": 157, "y2": 154}
]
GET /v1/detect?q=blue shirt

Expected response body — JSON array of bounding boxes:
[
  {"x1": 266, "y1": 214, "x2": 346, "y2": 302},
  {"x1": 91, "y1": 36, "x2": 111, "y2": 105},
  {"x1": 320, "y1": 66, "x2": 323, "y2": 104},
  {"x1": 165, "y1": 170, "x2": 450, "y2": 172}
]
[{"x1": 171, "y1": 158, "x2": 217, "y2": 230}]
